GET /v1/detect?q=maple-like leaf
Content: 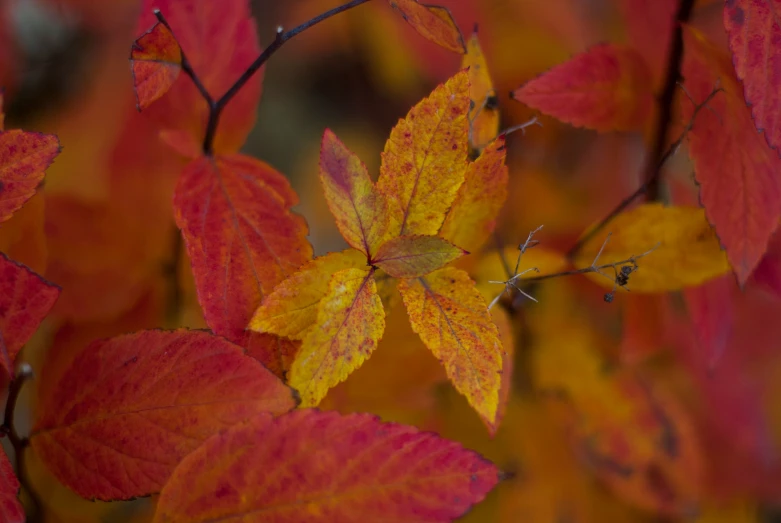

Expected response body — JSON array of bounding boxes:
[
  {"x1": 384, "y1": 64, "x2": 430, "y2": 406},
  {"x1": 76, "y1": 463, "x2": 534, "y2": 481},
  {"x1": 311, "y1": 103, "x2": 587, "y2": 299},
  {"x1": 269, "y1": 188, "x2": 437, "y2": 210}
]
[
  {"x1": 0, "y1": 130, "x2": 60, "y2": 223},
  {"x1": 723, "y1": 0, "x2": 781, "y2": 153},
  {"x1": 462, "y1": 31, "x2": 500, "y2": 152},
  {"x1": 0, "y1": 451, "x2": 23, "y2": 523},
  {"x1": 511, "y1": 43, "x2": 654, "y2": 132},
  {"x1": 319, "y1": 129, "x2": 390, "y2": 257},
  {"x1": 683, "y1": 26, "x2": 781, "y2": 284},
  {"x1": 249, "y1": 249, "x2": 367, "y2": 340},
  {"x1": 387, "y1": 0, "x2": 466, "y2": 54},
  {"x1": 439, "y1": 135, "x2": 508, "y2": 253},
  {"x1": 153, "y1": 410, "x2": 499, "y2": 523},
  {"x1": 130, "y1": 21, "x2": 182, "y2": 110},
  {"x1": 31, "y1": 329, "x2": 297, "y2": 500},
  {"x1": 372, "y1": 234, "x2": 466, "y2": 278},
  {"x1": 574, "y1": 204, "x2": 731, "y2": 292},
  {"x1": 174, "y1": 154, "x2": 312, "y2": 347},
  {"x1": 398, "y1": 267, "x2": 503, "y2": 432},
  {"x1": 377, "y1": 70, "x2": 470, "y2": 237},
  {"x1": 0, "y1": 253, "x2": 60, "y2": 367},
  {"x1": 289, "y1": 267, "x2": 385, "y2": 407}
]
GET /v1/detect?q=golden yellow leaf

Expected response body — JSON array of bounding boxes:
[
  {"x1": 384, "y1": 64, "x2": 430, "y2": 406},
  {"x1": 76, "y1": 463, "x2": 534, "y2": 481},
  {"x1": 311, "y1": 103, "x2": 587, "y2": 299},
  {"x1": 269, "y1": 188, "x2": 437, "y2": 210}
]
[{"x1": 463, "y1": 31, "x2": 501, "y2": 153}]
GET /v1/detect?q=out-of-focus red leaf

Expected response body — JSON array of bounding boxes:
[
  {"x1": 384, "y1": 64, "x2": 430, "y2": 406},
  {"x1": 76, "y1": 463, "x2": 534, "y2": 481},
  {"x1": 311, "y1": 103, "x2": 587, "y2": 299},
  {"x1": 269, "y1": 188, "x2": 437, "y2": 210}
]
[
  {"x1": 31, "y1": 329, "x2": 297, "y2": 501},
  {"x1": 682, "y1": 274, "x2": 736, "y2": 368},
  {"x1": 136, "y1": 0, "x2": 261, "y2": 154},
  {"x1": 511, "y1": 43, "x2": 653, "y2": 132},
  {"x1": 0, "y1": 253, "x2": 59, "y2": 366},
  {"x1": 723, "y1": 0, "x2": 781, "y2": 153},
  {"x1": 682, "y1": 27, "x2": 781, "y2": 284},
  {"x1": 0, "y1": 451, "x2": 23, "y2": 523},
  {"x1": 174, "y1": 154, "x2": 312, "y2": 346},
  {"x1": 0, "y1": 130, "x2": 60, "y2": 223},
  {"x1": 130, "y1": 21, "x2": 182, "y2": 110},
  {"x1": 153, "y1": 409, "x2": 499, "y2": 522},
  {"x1": 751, "y1": 224, "x2": 781, "y2": 297},
  {"x1": 618, "y1": 0, "x2": 677, "y2": 84},
  {"x1": 0, "y1": 191, "x2": 47, "y2": 274},
  {"x1": 387, "y1": 0, "x2": 466, "y2": 54}
]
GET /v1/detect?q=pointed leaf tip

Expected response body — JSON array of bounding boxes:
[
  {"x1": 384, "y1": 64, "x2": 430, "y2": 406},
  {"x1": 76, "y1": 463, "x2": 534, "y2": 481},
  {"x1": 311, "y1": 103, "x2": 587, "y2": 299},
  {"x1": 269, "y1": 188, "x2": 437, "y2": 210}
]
[{"x1": 130, "y1": 21, "x2": 183, "y2": 110}]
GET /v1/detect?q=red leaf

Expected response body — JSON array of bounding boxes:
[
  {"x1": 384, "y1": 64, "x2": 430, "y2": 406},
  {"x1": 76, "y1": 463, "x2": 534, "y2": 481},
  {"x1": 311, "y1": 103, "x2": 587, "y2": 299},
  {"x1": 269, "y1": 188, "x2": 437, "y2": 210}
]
[
  {"x1": 682, "y1": 275, "x2": 736, "y2": 368},
  {"x1": 512, "y1": 43, "x2": 653, "y2": 132},
  {"x1": 0, "y1": 253, "x2": 59, "y2": 365},
  {"x1": 0, "y1": 451, "x2": 23, "y2": 523},
  {"x1": 136, "y1": 0, "x2": 261, "y2": 154},
  {"x1": 0, "y1": 130, "x2": 60, "y2": 223},
  {"x1": 387, "y1": 0, "x2": 466, "y2": 54},
  {"x1": 752, "y1": 229, "x2": 781, "y2": 296},
  {"x1": 130, "y1": 21, "x2": 182, "y2": 110},
  {"x1": 174, "y1": 154, "x2": 312, "y2": 346},
  {"x1": 724, "y1": 0, "x2": 781, "y2": 153},
  {"x1": 618, "y1": 0, "x2": 677, "y2": 83},
  {"x1": 31, "y1": 329, "x2": 297, "y2": 500},
  {"x1": 682, "y1": 27, "x2": 781, "y2": 283},
  {"x1": 154, "y1": 410, "x2": 499, "y2": 522}
]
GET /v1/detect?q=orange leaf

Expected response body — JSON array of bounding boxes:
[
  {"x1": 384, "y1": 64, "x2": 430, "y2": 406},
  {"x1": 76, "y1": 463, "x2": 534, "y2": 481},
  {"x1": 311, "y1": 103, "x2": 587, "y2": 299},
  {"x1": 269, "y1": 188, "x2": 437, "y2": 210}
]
[
  {"x1": 462, "y1": 31, "x2": 500, "y2": 153},
  {"x1": 372, "y1": 234, "x2": 466, "y2": 278},
  {"x1": 153, "y1": 410, "x2": 499, "y2": 522},
  {"x1": 492, "y1": 306, "x2": 514, "y2": 431},
  {"x1": 724, "y1": 0, "x2": 781, "y2": 153},
  {"x1": 512, "y1": 43, "x2": 653, "y2": 132},
  {"x1": 0, "y1": 451, "x2": 23, "y2": 523},
  {"x1": 0, "y1": 191, "x2": 47, "y2": 274},
  {"x1": 130, "y1": 21, "x2": 182, "y2": 110},
  {"x1": 289, "y1": 267, "x2": 385, "y2": 407},
  {"x1": 682, "y1": 27, "x2": 781, "y2": 284},
  {"x1": 398, "y1": 267, "x2": 503, "y2": 432},
  {"x1": 174, "y1": 154, "x2": 312, "y2": 346},
  {"x1": 378, "y1": 70, "x2": 470, "y2": 237},
  {"x1": 0, "y1": 130, "x2": 60, "y2": 223},
  {"x1": 0, "y1": 253, "x2": 59, "y2": 366},
  {"x1": 439, "y1": 135, "x2": 508, "y2": 252},
  {"x1": 248, "y1": 249, "x2": 367, "y2": 340},
  {"x1": 31, "y1": 329, "x2": 296, "y2": 501},
  {"x1": 319, "y1": 129, "x2": 389, "y2": 257},
  {"x1": 387, "y1": 0, "x2": 466, "y2": 54}
]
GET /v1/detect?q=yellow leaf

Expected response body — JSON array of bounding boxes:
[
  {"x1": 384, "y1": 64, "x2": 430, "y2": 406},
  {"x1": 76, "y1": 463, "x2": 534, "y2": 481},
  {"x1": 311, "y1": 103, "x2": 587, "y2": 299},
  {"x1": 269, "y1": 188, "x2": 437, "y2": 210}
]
[
  {"x1": 289, "y1": 267, "x2": 385, "y2": 407},
  {"x1": 377, "y1": 71, "x2": 470, "y2": 237},
  {"x1": 319, "y1": 129, "x2": 390, "y2": 257},
  {"x1": 372, "y1": 234, "x2": 466, "y2": 278},
  {"x1": 248, "y1": 249, "x2": 366, "y2": 339},
  {"x1": 574, "y1": 204, "x2": 731, "y2": 292},
  {"x1": 398, "y1": 266, "x2": 504, "y2": 432},
  {"x1": 462, "y1": 31, "x2": 500, "y2": 153}
]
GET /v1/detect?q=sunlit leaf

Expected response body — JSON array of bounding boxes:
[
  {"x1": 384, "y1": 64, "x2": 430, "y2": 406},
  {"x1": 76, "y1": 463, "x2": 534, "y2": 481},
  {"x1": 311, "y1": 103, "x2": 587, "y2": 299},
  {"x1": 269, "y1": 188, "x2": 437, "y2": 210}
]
[
  {"x1": 462, "y1": 31, "x2": 500, "y2": 153},
  {"x1": 372, "y1": 234, "x2": 466, "y2": 278},
  {"x1": 130, "y1": 21, "x2": 182, "y2": 110},
  {"x1": 0, "y1": 130, "x2": 60, "y2": 223},
  {"x1": 387, "y1": 0, "x2": 466, "y2": 54}
]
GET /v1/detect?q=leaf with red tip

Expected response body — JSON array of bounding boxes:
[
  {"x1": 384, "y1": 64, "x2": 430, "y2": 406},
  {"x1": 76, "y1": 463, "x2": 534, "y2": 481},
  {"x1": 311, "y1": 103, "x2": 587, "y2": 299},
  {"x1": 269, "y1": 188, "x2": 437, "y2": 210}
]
[
  {"x1": 174, "y1": 154, "x2": 312, "y2": 347},
  {"x1": 723, "y1": 0, "x2": 781, "y2": 153},
  {"x1": 0, "y1": 130, "x2": 60, "y2": 223},
  {"x1": 387, "y1": 0, "x2": 466, "y2": 54},
  {"x1": 31, "y1": 329, "x2": 297, "y2": 501},
  {"x1": 372, "y1": 234, "x2": 466, "y2": 278},
  {"x1": 682, "y1": 27, "x2": 781, "y2": 284},
  {"x1": 0, "y1": 253, "x2": 59, "y2": 365},
  {"x1": 0, "y1": 451, "x2": 23, "y2": 523},
  {"x1": 512, "y1": 43, "x2": 653, "y2": 132},
  {"x1": 153, "y1": 409, "x2": 499, "y2": 523},
  {"x1": 319, "y1": 129, "x2": 389, "y2": 257},
  {"x1": 130, "y1": 21, "x2": 182, "y2": 110}
]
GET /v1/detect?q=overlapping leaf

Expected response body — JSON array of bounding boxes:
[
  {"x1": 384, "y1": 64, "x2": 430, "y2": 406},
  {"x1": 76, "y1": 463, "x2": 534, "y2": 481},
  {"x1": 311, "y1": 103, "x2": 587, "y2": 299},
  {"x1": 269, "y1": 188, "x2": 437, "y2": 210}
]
[
  {"x1": 154, "y1": 410, "x2": 499, "y2": 522},
  {"x1": 512, "y1": 43, "x2": 653, "y2": 132},
  {"x1": 130, "y1": 21, "x2": 182, "y2": 110},
  {"x1": 682, "y1": 27, "x2": 781, "y2": 284},
  {"x1": 462, "y1": 32, "x2": 500, "y2": 153},
  {"x1": 0, "y1": 451, "x2": 23, "y2": 523},
  {"x1": 387, "y1": 0, "x2": 466, "y2": 54},
  {"x1": 31, "y1": 329, "x2": 296, "y2": 500},
  {"x1": 372, "y1": 234, "x2": 466, "y2": 278}
]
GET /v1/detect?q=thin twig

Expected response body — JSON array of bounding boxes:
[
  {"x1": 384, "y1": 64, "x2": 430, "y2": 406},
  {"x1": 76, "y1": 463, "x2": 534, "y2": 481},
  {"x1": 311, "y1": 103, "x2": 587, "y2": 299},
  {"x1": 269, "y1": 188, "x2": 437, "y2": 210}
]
[
  {"x1": 488, "y1": 226, "x2": 543, "y2": 309},
  {"x1": 501, "y1": 116, "x2": 542, "y2": 138}
]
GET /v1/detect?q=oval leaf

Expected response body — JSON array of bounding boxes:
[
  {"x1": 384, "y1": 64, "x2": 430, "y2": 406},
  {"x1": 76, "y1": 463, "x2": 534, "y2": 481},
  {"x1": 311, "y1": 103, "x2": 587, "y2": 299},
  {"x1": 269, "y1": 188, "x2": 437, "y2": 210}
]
[
  {"x1": 31, "y1": 329, "x2": 297, "y2": 500},
  {"x1": 131, "y1": 21, "x2": 183, "y2": 110},
  {"x1": 154, "y1": 410, "x2": 499, "y2": 523},
  {"x1": 387, "y1": 0, "x2": 466, "y2": 53},
  {"x1": 372, "y1": 234, "x2": 466, "y2": 278}
]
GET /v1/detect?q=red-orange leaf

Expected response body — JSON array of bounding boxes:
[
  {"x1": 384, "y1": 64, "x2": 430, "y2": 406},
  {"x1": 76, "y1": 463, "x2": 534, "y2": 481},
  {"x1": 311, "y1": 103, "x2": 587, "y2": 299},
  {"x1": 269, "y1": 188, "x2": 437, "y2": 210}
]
[
  {"x1": 0, "y1": 452, "x2": 22, "y2": 523},
  {"x1": 31, "y1": 329, "x2": 296, "y2": 501},
  {"x1": 372, "y1": 234, "x2": 466, "y2": 278},
  {"x1": 387, "y1": 0, "x2": 466, "y2": 54},
  {"x1": 174, "y1": 154, "x2": 312, "y2": 346},
  {"x1": 724, "y1": 0, "x2": 781, "y2": 153},
  {"x1": 130, "y1": 21, "x2": 182, "y2": 110},
  {"x1": 319, "y1": 129, "x2": 389, "y2": 257},
  {"x1": 0, "y1": 130, "x2": 60, "y2": 223},
  {"x1": 153, "y1": 409, "x2": 499, "y2": 523},
  {"x1": 511, "y1": 43, "x2": 653, "y2": 132},
  {"x1": 0, "y1": 253, "x2": 59, "y2": 366},
  {"x1": 682, "y1": 27, "x2": 781, "y2": 283}
]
